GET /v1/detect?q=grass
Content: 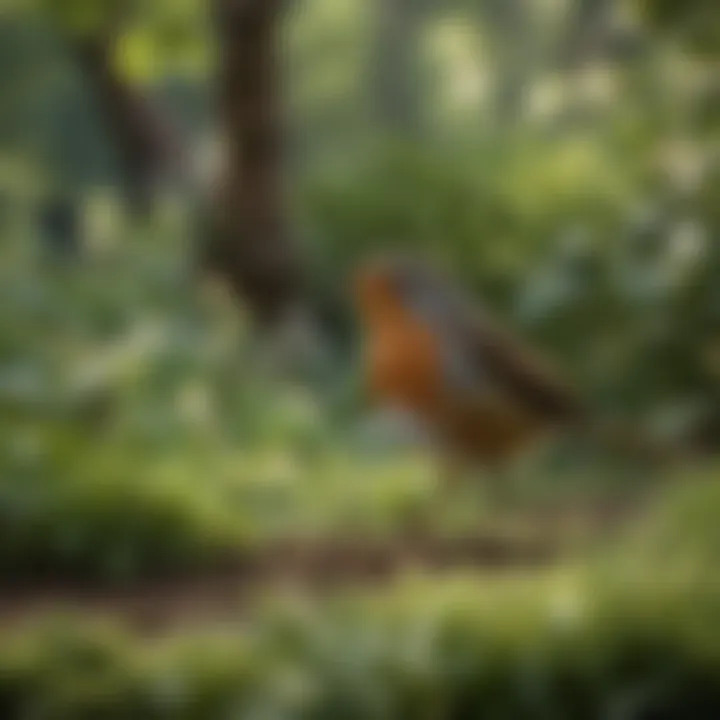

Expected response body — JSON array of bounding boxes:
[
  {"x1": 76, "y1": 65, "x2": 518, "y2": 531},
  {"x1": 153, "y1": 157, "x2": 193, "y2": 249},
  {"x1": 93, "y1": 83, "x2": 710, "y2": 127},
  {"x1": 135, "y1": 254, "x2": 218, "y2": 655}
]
[{"x1": 2, "y1": 563, "x2": 720, "y2": 718}]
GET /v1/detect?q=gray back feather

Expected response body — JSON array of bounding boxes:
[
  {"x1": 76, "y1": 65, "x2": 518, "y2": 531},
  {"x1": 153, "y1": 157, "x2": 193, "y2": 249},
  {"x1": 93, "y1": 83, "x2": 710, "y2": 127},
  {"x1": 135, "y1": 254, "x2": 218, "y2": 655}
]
[{"x1": 393, "y1": 258, "x2": 585, "y2": 422}]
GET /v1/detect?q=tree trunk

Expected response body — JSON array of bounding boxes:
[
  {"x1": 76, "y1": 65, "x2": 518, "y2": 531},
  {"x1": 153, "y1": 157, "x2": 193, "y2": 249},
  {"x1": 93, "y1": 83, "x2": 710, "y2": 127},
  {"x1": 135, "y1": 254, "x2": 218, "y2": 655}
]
[
  {"x1": 206, "y1": 0, "x2": 302, "y2": 327},
  {"x1": 71, "y1": 0, "x2": 303, "y2": 329}
]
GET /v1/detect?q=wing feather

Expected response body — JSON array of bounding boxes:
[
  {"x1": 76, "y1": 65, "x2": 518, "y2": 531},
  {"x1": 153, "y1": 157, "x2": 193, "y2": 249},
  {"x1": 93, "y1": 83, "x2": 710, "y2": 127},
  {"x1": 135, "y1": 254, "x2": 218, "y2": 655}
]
[
  {"x1": 410, "y1": 267, "x2": 585, "y2": 422},
  {"x1": 395, "y1": 258, "x2": 585, "y2": 422},
  {"x1": 458, "y1": 303, "x2": 586, "y2": 422}
]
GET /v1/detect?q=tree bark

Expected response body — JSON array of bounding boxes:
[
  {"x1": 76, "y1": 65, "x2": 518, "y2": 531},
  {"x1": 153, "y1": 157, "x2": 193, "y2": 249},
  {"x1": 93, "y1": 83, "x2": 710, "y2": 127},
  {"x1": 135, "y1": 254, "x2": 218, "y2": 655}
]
[{"x1": 206, "y1": 0, "x2": 302, "y2": 327}]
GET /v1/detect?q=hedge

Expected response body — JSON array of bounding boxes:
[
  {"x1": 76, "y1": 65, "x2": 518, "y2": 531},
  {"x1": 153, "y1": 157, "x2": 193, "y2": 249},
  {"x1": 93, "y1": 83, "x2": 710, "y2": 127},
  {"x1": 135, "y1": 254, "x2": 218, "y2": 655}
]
[{"x1": 1, "y1": 569, "x2": 720, "y2": 719}]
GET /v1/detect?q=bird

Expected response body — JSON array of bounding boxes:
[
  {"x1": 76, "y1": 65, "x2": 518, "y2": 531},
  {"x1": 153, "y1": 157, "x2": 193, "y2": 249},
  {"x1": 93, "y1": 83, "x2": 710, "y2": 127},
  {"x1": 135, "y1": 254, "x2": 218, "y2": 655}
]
[{"x1": 353, "y1": 252, "x2": 672, "y2": 483}]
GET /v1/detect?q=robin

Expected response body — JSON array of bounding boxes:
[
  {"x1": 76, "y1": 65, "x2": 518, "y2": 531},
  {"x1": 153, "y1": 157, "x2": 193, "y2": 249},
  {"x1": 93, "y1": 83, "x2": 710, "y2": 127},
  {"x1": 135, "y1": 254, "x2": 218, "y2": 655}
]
[{"x1": 353, "y1": 253, "x2": 669, "y2": 481}]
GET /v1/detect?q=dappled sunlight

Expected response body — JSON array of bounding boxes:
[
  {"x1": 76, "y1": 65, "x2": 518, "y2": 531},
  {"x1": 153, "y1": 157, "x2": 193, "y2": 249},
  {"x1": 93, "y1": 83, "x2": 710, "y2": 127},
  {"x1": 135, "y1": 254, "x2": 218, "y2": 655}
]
[{"x1": 0, "y1": 0, "x2": 718, "y2": 715}]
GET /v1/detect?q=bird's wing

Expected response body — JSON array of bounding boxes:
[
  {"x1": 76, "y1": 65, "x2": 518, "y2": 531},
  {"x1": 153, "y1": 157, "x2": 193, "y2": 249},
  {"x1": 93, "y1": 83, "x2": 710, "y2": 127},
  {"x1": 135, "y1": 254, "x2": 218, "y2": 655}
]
[
  {"x1": 419, "y1": 278, "x2": 585, "y2": 422},
  {"x1": 398, "y1": 260, "x2": 585, "y2": 422},
  {"x1": 457, "y1": 304, "x2": 586, "y2": 422}
]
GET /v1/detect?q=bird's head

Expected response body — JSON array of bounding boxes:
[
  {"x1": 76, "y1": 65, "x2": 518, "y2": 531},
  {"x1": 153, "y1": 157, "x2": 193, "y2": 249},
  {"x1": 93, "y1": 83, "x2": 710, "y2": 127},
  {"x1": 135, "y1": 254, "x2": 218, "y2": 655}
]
[{"x1": 354, "y1": 252, "x2": 455, "y2": 325}]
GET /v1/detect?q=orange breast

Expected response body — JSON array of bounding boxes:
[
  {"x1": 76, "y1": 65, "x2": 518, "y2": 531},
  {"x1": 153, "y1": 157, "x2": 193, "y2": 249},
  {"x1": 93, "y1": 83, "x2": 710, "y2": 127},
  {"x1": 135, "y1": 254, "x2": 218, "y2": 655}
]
[
  {"x1": 367, "y1": 322, "x2": 539, "y2": 461},
  {"x1": 366, "y1": 311, "x2": 445, "y2": 421}
]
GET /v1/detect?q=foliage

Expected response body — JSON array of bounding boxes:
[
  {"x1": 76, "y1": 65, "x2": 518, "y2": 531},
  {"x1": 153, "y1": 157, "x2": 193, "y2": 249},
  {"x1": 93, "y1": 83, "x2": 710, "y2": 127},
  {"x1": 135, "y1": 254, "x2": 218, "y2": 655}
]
[
  {"x1": 301, "y1": 126, "x2": 719, "y2": 425},
  {"x1": 0, "y1": 218, "x2": 682, "y2": 582},
  {"x1": 0, "y1": 225, "x2": 507, "y2": 579},
  {"x1": 0, "y1": 2, "x2": 717, "y2": 713},
  {"x1": 616, "y1": 468, "x2": 720, "y2": 573},
  {"x1": 2, "y1": 556, "x2": 720, "y2": 718},
  {"x1": 639, "y1": 0, "x2": 720, "y2": 57},
  {"x1": 1, "y1": 0, "x2": 718, "y2": 579}
]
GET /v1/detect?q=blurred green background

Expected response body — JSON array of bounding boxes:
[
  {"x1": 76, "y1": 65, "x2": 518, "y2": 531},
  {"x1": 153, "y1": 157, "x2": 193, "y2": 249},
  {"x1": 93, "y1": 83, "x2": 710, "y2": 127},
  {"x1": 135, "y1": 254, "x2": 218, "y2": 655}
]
[{"x1": 0, "y1": 0, "x2": 719, "y2": 716}]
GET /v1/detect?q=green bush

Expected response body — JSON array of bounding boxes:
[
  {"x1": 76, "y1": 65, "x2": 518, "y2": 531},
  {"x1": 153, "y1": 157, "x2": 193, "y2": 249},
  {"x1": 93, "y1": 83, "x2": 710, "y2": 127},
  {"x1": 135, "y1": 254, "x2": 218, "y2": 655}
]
[
  {"x1": 0, "y1": 431, "x2": 251, "y2": 582},
  {"x1": 300, "y1": 134, "x2": 719, "y2": 426},
  {"x1": 612, "y1": 466, "x2": 720, "y2": 575},
  {"x1": 2, "y1": 569, "x2": 720, "y2": 718},
  {"x1": 300, "y1": 137, "x2": 637, "y2": 303}
]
